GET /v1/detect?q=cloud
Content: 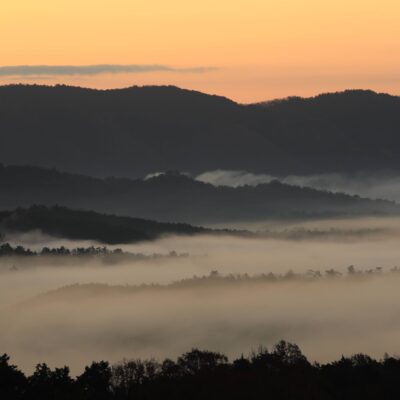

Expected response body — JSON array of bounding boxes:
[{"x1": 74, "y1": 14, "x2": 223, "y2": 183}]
[
  {"x1": 196, "y1": 170, "x2": 276, "y2": 187},
  {"x1": 0, "y1": 64, "x2": 217, "y2": 77}
]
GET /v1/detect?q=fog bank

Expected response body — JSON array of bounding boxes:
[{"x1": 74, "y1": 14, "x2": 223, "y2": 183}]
[
  {"x1": 2, "y1": 217, "x2": 400, "y2": 373},
  {"x1": 2, "y1": 273, "x2": 400, "y2": 374}
]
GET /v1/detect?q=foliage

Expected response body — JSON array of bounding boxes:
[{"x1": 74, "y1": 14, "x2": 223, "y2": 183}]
[{"x1": 2, "y1": 341, "x2": 400, "y2": 399}]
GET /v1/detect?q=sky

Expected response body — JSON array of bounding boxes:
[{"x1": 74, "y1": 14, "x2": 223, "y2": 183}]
[{"x1": 1, "y1": 0, "x2": 400, "y2": 102}]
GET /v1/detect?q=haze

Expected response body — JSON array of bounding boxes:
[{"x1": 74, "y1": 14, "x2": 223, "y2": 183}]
[{"x1": 3, "y1": 217, "x2": 400, "y2": 373}]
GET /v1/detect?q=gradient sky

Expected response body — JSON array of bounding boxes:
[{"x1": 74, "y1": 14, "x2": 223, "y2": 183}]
[{"x1": 2, "y1": 0, "x2": 400, "y2": 102}]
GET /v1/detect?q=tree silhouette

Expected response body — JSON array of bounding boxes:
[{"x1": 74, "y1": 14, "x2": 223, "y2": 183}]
[
  {"x1": 0, "y1": 354, "x2": 27, "y2": 399},
  {"x1": 2, "y1": 342, "x2": 400, "y2": 399},
  {"x1": 77, "y1": 361, "x2": 112, "y2": 400}
]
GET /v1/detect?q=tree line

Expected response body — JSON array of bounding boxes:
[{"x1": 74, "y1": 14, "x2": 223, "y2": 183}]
[
  {"x1": 0, "y1": 243, "x2": 124, "y2": 257},
  {"x1": 2, "y1": 341, "x2": 400, "y2": 399},
  {"x1": 0, "y1": 243, "x2": 184, "y2": 260}
]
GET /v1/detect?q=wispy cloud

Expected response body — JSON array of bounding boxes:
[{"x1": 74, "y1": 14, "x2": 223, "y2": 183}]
[
  {"x1": 195, "y1": 169, "x2": 400, "y2": 202},
  {"x1": 0, "y1": 64, "x2": 217, "y2": 77}
]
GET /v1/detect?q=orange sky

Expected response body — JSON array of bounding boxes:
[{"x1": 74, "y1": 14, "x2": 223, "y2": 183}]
[{"x1": 1, "y1": 0, "x2": 400, "y2": 102}]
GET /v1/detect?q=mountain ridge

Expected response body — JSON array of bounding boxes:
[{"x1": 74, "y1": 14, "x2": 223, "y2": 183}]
[
  {"x1": 1, "y1": 85, "x2": 400, "y2": 177},
  {"x1": 1, "y1": 164, "x2": 398, "y2": 225}
]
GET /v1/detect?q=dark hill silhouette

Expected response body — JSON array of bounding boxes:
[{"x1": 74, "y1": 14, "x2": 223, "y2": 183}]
[
  {"x1": 0, "y1": 205, "x2": 209, "y2": 244},
  {"x1": 1, "y1": 85, "x2": 400, "y2": 177},
  {"x1": 0, "y1": 164, "x2": 399, "y2": 224}
]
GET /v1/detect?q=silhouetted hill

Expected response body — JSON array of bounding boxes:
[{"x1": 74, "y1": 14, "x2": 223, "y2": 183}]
[
  {"x1": 0, "y1": 164, "x2": 398, "y2": 224},
  {"x1": 0, "y1": 205, "x2": 208, "y2": 244},
  {"x1": 249, "y1": 90, "x2": 400, "y2": 174},
  {"x1": 1, "y1": 85, "x2": 400, "y2": 176},
  {"x1": 28, "y1": 266, "x2": 395, "y2": 303}
]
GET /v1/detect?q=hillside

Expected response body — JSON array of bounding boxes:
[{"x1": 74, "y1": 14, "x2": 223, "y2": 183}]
[
  {"x1": 0, "y1": 205, "x2": 208, "y2": 244},
  {"x1": 0, "y1": 164, "x2": 399, "y2": 224},
  {"x1": 1, "y1": 85, "x2": 400, "y2": 177}
]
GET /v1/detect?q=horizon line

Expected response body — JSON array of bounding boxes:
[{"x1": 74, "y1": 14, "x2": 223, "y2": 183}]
[{"x1": 0, "y1": 82, "x2": 396, "y2": 105}]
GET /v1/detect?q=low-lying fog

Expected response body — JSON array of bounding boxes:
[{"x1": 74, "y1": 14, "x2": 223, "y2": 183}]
[
  {"x1": 2, "y1": 216, "x2": 400, "y2": 374},
  {"x1": 196, "y1": 169, "x2": 400, "y2": 202}
]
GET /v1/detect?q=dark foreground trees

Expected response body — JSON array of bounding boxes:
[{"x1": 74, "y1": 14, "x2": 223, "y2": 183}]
[{"x1": 2, "y1": 341, "x2": 400, "y2": 399}]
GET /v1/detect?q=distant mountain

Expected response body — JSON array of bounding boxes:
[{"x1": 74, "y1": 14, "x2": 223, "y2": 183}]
[
  {"x1": 0, "y1": 205, "x2": 208, "y2": 244},
  {"x1": 1, "y1": 85, "x2": 400, "y2": 177},
  {"x1": 0, "y1": 164, "x2": 398, "y2": 224}
]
